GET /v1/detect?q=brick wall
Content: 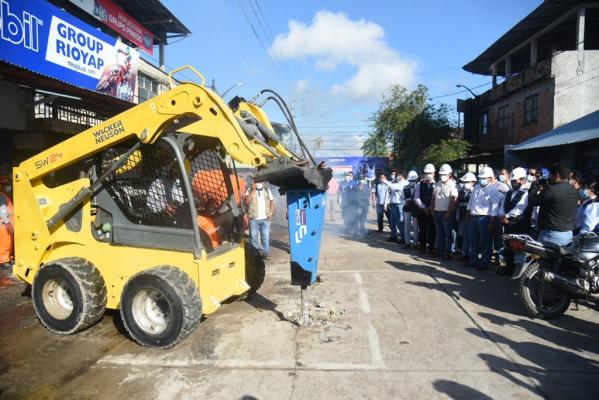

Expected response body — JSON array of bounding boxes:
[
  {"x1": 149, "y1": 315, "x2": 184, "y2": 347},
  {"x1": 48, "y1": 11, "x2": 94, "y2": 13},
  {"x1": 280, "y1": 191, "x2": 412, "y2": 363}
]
[{"x1": 466, "y1": 79, "x2": 554, "y2": 152}]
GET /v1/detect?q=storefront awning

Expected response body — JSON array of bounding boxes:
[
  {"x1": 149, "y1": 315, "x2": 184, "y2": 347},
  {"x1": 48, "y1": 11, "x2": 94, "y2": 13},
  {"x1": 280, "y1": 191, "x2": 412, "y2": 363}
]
[{"x1": 512, "y1": 110, "x2": 599, "y2": 151}]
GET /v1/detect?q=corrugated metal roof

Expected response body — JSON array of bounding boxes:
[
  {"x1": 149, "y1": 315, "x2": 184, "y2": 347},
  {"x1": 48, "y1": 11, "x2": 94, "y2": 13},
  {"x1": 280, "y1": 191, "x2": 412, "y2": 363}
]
[{"x1": 512, "y1": 109, "x2": 599, "y2": 150}]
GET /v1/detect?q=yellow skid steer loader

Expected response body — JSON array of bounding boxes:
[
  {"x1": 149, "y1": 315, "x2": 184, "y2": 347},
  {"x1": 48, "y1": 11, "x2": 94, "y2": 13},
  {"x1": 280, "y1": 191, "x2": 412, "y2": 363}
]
[{"x1": 12, "y1": 66, "x2": 331, "y2": 348}]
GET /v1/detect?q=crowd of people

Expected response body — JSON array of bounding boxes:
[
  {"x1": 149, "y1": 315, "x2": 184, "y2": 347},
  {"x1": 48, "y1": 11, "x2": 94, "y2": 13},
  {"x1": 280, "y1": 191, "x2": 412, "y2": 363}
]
[{"x1": 330, "y1": 162, "x2": 599, "y2": 274}]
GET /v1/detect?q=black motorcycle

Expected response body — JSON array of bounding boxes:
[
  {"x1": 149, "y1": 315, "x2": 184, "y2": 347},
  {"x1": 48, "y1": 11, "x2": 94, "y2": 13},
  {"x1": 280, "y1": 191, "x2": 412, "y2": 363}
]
[{"x1": 504, "y1": 233, "x2": 599, "y2": 319}]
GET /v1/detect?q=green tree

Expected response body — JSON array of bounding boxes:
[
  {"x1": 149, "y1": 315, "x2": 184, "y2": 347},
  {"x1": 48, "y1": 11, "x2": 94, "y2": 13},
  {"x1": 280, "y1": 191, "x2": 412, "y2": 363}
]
[
  {"x1": 419, "y1": 139, "x2": 471, "y2": 166},
  {"x1": 363, "y1": 84, "x2": 458, "y2": 168},
  {"x1": 362, "y1": 84, "x2": 429, "y2": 157}
]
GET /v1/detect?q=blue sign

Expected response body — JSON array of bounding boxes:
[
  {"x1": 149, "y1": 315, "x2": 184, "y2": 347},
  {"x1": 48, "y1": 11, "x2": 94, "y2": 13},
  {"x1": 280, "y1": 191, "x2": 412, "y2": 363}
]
[
  {"x1": 317, "y1": 156, "x2": 390, "y2": 180},
  {"x1": 0, "y1": 0, "x2": 139, "y2": 101}
]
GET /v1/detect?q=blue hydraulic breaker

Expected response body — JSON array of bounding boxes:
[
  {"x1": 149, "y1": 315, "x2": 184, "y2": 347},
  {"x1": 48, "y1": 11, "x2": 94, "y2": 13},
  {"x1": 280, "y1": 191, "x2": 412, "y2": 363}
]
[{"x1": 286, "y1": 189, "x2": 326, "y2": 325}]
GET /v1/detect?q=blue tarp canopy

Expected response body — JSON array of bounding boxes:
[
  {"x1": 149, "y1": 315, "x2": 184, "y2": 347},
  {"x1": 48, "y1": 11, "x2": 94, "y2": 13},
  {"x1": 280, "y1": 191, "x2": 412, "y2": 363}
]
[{"x1": 512, "y1": 110, "x2": 599, "y2": 151}]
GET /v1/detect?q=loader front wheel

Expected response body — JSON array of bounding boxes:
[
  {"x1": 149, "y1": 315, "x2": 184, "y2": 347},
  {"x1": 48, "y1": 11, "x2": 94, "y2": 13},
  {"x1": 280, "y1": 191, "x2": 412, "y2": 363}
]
[
  {"x1": 32, "y1": 258, "x2": 107, "y2": 334},
  {"x1": 120, "y1": 266, "x2": 201, "y2": 349}
]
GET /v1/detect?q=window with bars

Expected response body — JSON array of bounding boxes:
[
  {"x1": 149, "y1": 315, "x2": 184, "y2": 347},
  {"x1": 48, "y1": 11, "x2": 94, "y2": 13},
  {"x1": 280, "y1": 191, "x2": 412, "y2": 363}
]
[
  {"x1": 524, "y1": 94, "x2": 538, "y2": 125},
  {"x1": 498, "y1": 105, "x2": 509, "y2": 131}
]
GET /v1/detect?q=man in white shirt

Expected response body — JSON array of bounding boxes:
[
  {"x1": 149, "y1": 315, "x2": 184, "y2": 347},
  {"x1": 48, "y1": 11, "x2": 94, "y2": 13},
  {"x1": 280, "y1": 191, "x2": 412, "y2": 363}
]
[
  {"x1": 245, "y1": 181, "x2": 275, "y2": 259},
  {"x1": 431, "y1": 164, "x2": 458, "y2": 259},
  {"x1": 467, "y1": 166, "x2": 504, "y2": 271},
  {"x1": 381, "y1": 170, "x2": 408, "y2": 243}
]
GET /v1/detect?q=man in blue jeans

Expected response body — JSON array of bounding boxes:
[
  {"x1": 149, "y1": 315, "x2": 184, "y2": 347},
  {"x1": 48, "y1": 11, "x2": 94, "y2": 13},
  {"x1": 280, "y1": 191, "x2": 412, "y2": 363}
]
[
  {"x1": 245, "y1": 181, "x2": 275, "y2": 259},
  {"x1": 466, "y1": 167, "x2": 504, "y2": 271},
  {"x1": 371, "y1": 173, "x2": 390, "y2": 232},
  {"x1": 381, "y1": 170, "x2": 408, "y2": 243},
  {"x1": 528, "y1": 162, "x2": 578, "y2": 246}
]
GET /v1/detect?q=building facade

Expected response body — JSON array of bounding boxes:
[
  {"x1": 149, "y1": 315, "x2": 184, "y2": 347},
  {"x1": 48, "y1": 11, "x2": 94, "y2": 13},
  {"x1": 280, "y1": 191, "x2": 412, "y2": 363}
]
[
  {"x1": 459, "y1": 1, "x2": 599, "y2": 171},
  {"x1": 0, "y1": 0, "x2": 190, "y2": 173}
]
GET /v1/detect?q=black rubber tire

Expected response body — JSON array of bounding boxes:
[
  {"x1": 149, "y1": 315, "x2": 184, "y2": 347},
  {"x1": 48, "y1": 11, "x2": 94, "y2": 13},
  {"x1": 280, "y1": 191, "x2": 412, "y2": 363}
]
[
  {"x1": 518, "y1": 262, "x2": 571, "y2": 320},
  {"x1": 120, "y1": 266, "x2": 201, "y2": 349},
  {"x1": 243, "y1": 244, "x2": 266, "y2": 297},
  {"x1": 32, "y1": 257, "x2": 107, "y2": 334}
]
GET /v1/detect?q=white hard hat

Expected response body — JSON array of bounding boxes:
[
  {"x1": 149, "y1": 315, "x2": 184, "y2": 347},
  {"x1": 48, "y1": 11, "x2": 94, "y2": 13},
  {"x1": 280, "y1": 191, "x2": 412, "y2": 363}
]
[
  {"x1": 423, "y1": 164, "x2": 436, "y2": 173},
  {"x1": 478, "y1": 166, "x2": 494, "y2": 179},
  {"x1": 510, "y1": 167, "x2": 527, "y2": 181},
  {"x1": 407, "y1": 170, "x2": 418, "y2": 181},
  {"x1": 439, "y1": 164, "x2": 452, "y2": 175},
  {"x1": 460, "y1": 172, "x2": 477, "y2": 182}
]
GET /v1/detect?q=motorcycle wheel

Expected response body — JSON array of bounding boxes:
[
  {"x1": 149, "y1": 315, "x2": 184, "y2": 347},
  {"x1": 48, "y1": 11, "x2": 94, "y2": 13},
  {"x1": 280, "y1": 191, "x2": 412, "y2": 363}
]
[{"x1": 518, "y1": 262, "x2": 571, "y2": 320}]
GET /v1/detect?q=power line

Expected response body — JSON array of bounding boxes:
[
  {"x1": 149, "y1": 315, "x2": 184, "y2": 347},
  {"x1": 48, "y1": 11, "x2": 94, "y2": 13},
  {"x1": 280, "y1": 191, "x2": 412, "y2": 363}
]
[
  {"x1": 295, "y1": 66, "x2": 463, "y2": 95},
  {"x1": 429, "y1": 81, "x2": 493, "y2": 99},
  {"x1": 248, "y1": 0, "x2": 295, "y2": 85},
  {"x1": 235, "y1": 0, "x2": 292, "y2": 90}
]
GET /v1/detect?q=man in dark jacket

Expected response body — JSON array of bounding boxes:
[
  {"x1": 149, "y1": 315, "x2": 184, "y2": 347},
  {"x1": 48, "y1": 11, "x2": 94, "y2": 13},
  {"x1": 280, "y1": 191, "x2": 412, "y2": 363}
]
[{"x1": 528, "y1": 162, "x2": 579, "y2": 246}]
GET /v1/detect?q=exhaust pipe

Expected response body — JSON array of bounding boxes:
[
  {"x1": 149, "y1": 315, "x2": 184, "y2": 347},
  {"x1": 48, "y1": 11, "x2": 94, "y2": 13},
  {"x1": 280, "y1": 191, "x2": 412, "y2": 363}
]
[{"x1": 540, "y1": 271, "x2": 587, "y2": 295}]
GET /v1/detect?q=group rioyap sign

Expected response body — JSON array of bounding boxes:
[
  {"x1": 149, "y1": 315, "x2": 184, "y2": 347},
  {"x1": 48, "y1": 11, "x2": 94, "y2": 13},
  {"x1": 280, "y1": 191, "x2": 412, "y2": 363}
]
[{"x1": 0, "y1": 0, "x2": 139, "y2": 102}]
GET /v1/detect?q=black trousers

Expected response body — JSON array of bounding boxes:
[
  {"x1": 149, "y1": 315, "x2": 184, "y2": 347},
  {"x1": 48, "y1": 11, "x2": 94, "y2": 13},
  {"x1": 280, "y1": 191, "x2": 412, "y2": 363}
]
[{"x1": 417, "y1": 210, "x2": 436, "y2": 248}]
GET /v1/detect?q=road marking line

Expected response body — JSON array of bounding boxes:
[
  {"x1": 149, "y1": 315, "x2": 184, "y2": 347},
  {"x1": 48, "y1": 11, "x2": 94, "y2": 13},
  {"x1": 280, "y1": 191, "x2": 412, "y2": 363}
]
[
  {"x1": 354, "y1": 272, "x2": 363, "y2": 285},
  {"x1": 367, "y1": 321, "x2": 385, "y2": 367},
  {"x1": 358, "y1": 289, "x2": 371, "y2": 314}
]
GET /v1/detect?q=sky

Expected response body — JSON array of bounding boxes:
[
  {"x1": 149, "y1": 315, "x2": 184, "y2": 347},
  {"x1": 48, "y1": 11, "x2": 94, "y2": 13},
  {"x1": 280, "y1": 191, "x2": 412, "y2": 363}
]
[{"x1": 156, "y1": 0, "x2": 543, "y2": 157}]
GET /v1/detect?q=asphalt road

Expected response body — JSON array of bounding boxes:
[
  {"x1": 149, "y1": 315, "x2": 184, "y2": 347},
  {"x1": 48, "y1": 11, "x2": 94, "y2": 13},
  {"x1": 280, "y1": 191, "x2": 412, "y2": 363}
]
[{"x1": 1, "y1": 214, "x2": 598, "y2": 399}]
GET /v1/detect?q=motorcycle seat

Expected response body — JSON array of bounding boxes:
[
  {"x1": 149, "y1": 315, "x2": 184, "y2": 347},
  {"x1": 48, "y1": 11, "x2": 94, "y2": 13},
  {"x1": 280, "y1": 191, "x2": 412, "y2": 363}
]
[{"x1": 541, "y1": 241, "x2": 567, "y2": 255}]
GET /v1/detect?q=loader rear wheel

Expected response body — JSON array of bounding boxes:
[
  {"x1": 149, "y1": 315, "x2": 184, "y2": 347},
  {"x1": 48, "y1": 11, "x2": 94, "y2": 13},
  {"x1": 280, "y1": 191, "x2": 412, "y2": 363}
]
[
  {"x1": 120, "y1": 266, "x2": 201, "y2": 349},
  {"x1": 242, "y1": 244, "x2": 266, "y2": 298},
  {"x1": 32, "y1": 258, "x2": 107, "y2": 334}
]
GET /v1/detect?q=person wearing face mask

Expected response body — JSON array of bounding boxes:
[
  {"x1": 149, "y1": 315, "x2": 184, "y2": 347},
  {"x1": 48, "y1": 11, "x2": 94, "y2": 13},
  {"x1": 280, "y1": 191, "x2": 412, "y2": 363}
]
[
  {"x1": 431, "y1": 164, "x2": 458, "y2": 260},
  {"x1": 528, "y1": 162, "x2": 579, "y2": 246},
  {"x1": 414, "y1": 164, "x2": 437, "y2": 255},
  {"x1": 498, "y1": 168, "x2": 512, "y2": 190},
  {"x1": 456, "y1": 172, "x2": 476, "y2": 263},
  {"x1": 497, "y1": 167, "x2": 531, "y2": 275},
  {"x1": 371, "y1": 173, "x2": 390, "y2": 233},
  {"x1": 381, "y1": 170, "x2": 408, "y2": 243},
  {"x1": 576, "y1": 180, "x2": 599, "y2": 234},
  {"x1": 245, "y1": 181, "x2": 275, "y2": 259},
  {"x1": 340, "y1": 172, "x2": 356, "y2": 234},
  {"x1": 400, "y1": 170, "x2": 420, "y2": 248},
  {"x1": 0, "y1": 176, "x2": 14, "y2": 270},
  {"x1": 489, "y1": 168, "x2": 510, "y2": 264},
  {"x1": 466, "y1": 166, "x2": 504, "y2": 271}
]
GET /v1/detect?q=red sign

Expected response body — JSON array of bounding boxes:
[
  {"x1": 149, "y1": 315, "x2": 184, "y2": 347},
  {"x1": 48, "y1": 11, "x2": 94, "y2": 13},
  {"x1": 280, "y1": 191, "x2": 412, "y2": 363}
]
[{"x1": 69, "y1": 0, "x2": 154, "y2": 55}]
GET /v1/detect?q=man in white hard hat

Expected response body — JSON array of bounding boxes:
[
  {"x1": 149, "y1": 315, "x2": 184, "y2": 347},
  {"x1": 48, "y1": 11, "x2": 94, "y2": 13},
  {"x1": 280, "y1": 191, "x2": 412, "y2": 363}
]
[
  {"x1": 431, "y1": 164, "x2": 458, "y2": 260},
  {"x1": 456, "y1": 172, "x2": 477, "y2": 263},
  {"x1": 415, "y1": 164, "x2": 436, "y2": 255},
  {"x1": 497, "y1": 167, "x2": 531, "y2": 275},
  {"x1": 401, "y1": 170, "x2": 420, "y2": 248},
  {"x1": 466, "y1": 166, "x2": 504, "y2": 271}
]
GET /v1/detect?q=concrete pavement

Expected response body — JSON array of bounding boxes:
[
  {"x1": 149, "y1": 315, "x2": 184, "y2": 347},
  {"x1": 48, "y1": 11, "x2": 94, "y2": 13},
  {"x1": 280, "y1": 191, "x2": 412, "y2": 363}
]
[{"x1": 1, "y1": 214, "x2": 598, "y2": 399}]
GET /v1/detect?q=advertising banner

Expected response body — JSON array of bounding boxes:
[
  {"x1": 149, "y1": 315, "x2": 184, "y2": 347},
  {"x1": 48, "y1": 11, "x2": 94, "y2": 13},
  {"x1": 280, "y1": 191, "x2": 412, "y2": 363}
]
[
  {"x1": 68, "y1": 0, "x2": 154, "y2": 55},
  {"x1": 318, "y1": 156, "x2": 390, "y2": 181},
  {"x1": 0, "y1": 0, "x2": 139, "y2": 102}
]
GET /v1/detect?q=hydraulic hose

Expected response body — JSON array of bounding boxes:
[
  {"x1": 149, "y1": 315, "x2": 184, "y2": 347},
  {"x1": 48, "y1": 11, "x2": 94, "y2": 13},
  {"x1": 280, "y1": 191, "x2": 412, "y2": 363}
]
[{"x1": 260, "y1": 89, "x2": 317, "y2": 166}]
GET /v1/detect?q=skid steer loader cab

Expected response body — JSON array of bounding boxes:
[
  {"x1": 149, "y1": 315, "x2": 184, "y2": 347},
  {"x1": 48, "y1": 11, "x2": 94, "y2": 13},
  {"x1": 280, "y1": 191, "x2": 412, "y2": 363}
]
[{"x1": 17, "y1": 135, "x2": 264, "y2": 349}]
